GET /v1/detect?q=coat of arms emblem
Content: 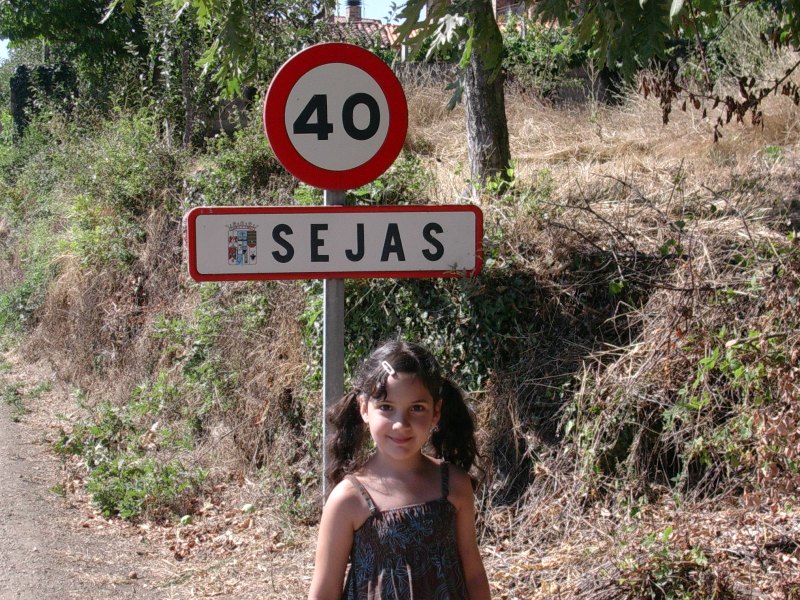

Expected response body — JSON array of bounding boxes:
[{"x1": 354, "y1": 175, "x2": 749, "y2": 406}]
[{"x1": 228, "y1": 222, "x2": 257, "y2": 265}]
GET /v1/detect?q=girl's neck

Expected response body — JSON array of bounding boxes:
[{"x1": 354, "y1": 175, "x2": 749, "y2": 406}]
[
  {"x1": 358, "y1": 453, "x2": 442, "y2": 510},
  {"x1": 367, "y1": 451, "x2": 434, "y2": 480}
]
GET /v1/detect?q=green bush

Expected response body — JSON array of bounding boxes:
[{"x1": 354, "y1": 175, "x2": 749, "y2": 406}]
[
  {"x1": 347, "y1": 152, "x2": 435, "y2": 205},
  {"x1": 0, "y1": 266, "x2": 50, "y2": 334},
  {"x1": 696, "y1": 4, "x2": 780, "y2": 83},
  {"x1": 502, "y1": 19, "x2": 587, "y2": 99},
  {"x1": 87, "y1": 453, "x2": 205, "y2": 520},
  {"x1": 299, "y1": 272, "x2": 540, "y2": 393},
  {"x1": 55, "y1": 401, "x2": 135, "y2": 464},
  {"x1": 2, "y1": 383, "x2": 25, "y2": 422},
  {"x1": 0, "y1": 218, "x2": 59, "y2": 334},
  {"x1": 0, "y1": 109, "x2": 186, "y2": 336},
  {"x1": 129, "y1": 370, "x2": 182, "y2": 419},
  {"x1": 186, "y1": 115, "x2": 291, "y2": 207},
  {"x1": 56, "y1": 400, "x2": 206, "y2": 520},
  {"x1": 0, "y1": 118, "x2": 60, "y2": 225},
  {"x1": 0, "y1": 118, "x2": 63, "y2": 335},
  {"x1": 64, "y1": 110, "x2": 183, "y2": 216},
  {"x1": 149, "y1": 291, "x2": 242, "y2": 428},
  {"x1": 617, "y1": 526, "x2": 735, "y2": 599},
  {"x1": 64, "y1": 193, "x2": 142, "y2": 267}
]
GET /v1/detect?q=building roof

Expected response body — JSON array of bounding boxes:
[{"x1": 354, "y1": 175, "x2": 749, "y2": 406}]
[{"x1": 326, "y1": 16, "x2": 398, "y2": 48}]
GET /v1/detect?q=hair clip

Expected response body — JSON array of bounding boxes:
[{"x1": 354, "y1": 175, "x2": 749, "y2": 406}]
[{"x1": 380, "y1": 361, "x2": 396, "y2": 376}]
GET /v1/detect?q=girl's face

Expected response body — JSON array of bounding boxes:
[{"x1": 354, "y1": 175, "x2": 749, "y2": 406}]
[{"x1": 360, "y1": 372, "x2": 441, "y2": 463}]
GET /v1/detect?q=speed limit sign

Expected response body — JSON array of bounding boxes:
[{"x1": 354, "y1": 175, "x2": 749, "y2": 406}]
[{"x1": 264, "y1": 43, "x2": 408, "y2": 189}]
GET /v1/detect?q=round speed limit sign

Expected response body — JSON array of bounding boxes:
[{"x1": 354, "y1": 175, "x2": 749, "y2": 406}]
[{"x1": 264, "y1": 43, "x2": 408, "y2": 190}]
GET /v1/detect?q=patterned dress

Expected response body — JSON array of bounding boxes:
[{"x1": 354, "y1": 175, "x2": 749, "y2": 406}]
[{"x1": 342, "y1": 463, "x2": 469, "y2": 600}]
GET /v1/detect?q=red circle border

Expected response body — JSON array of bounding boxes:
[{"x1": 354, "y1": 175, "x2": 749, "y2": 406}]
[{"x1": 264, "y1": 43, "x2": 408, "y2": 190}]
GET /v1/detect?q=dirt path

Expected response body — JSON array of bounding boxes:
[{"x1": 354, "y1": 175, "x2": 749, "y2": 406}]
[
  {"x1": 0, "y1": 352, "x2": 316, "y2": 600},
  {"x1": 0, "y1": 358, "x2": 164, "y2": 599}
]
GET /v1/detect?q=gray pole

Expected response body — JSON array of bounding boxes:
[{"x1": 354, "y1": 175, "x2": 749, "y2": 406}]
[{"x1": 322, "y1": 189, "x2": 346, "y2": 501}]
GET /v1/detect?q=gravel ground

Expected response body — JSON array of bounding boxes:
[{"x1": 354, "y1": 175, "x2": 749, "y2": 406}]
[
  {"x1": 0, "y1": 351, "x2": 315, "y2": 600},
  {"x1": 0, "y1": 357, "x2": 164, "y2": 599}
]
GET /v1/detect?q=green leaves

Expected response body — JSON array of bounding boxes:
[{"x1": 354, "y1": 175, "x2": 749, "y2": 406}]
[
  {"x1": 100, "y1": 0, "x2": 138, "y2": 24},
  {"x1": 395, "y1": 0, "x2": 464, "y2": 62},
  {"x1": 0, "y1": 0, "x2": 148, "y2": 62},
  {"x1": 530, "y1": 0, "x2": 800, "y2": 81},
  {"x1": 191, "y1": 0, "x2": 251, "y2": 93},
  {"x1": 609, "y1": 279, "x2": 626, "y2": 296},
  {"x1": 502, "y1": 19, "x2": 586, "y2": 99},
  {"x1": 669, "y1": 0, "x2": 685, "y2": 21},
  {"x1": 429, "y1": 14, "x2": 467, "y2": 62},
  {"x1": 531, "y1": 0, "x2": 671, "y2": 77},
  {"x1": 106, "y1": 0, "x2": 324, "y2": 102},
  {"x1": 395, "y1": 0, "x2": 506, "y2": 75}
]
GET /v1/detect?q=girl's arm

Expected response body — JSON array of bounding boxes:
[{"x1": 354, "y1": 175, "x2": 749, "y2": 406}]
[
  {"x1": 450, "y1": 465, "x2": 492, "y2": 600},
  {"x1": 308, "y1": 480, "x2": 361, "y2": 600}
]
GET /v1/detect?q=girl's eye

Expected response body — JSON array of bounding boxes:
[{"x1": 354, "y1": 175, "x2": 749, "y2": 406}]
[
  {"x1": 377, "y1": 404, "x2": 393, "y2": 411},
  {"x1": 411, "y1": 404, "x2": 428, "y2": 413}
]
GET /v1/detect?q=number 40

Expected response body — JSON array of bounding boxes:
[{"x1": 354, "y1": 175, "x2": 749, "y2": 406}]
[{"x1": 293, "y1": 93, "x2": 380, "y2": 141}]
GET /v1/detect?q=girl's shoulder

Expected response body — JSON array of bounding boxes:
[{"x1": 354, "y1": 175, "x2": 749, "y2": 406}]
[
  {"x1": 323, "y1": 477, "x2": 373, "y2": 527},
  {"x1": 442, "y1": 460, "x2": 475, "y2": 510}
]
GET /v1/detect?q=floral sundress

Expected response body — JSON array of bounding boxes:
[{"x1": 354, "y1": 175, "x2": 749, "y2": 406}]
[{"x1": 342, "y1": 463, "x2": 469, "y2": 600}]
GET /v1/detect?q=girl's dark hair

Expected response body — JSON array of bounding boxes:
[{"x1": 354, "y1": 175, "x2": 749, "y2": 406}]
[{"x1": 325, "y1": 340, "x2": 479, "y2": 491}]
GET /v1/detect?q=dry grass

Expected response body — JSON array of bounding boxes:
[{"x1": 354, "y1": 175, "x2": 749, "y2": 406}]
[
  {"x1": 201, "y1": 279, "x2": 312, "y2": 477},
  {"x1": 410, "y1": 58, "x2": 800, "y2": 202}
]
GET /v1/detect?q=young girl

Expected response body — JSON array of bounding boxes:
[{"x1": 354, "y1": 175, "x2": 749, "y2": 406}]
[{"x1": 308, "y1": 340, "x2": 491, "y2": 600}]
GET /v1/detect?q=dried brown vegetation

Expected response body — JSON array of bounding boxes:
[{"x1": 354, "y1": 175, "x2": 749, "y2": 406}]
[{"x1": 468, "y1": 70, "x2": 800, "y2": 599}]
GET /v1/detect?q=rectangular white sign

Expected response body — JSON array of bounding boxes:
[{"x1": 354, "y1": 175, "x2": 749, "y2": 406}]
[{"x1": 185, "y1": 206, "x2": 483, "y2": 281}]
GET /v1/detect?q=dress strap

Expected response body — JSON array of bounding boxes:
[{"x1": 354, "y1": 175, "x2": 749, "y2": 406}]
[
  {"x1": 346, "y1": 475, "x2": 379, "y2": 516},
  {"x1": 441, "y1": 462, "x2": 450, "y2": 499}
]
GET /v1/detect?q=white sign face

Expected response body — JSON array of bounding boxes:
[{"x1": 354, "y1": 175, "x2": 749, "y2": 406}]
[
  {"x1": 284, "y1": 63, "x2": 390, "y2": 172},
  {"x1": 186, "y1": 206, "x2": 483, "y2": 281}
]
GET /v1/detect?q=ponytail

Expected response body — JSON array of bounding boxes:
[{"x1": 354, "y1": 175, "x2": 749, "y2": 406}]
[
  {"x1": 430, "y1": 378, "x2": 478, "y2": 477},
  {"x1": 324, "y1": 391, "x2": 367, "y2": 495}
]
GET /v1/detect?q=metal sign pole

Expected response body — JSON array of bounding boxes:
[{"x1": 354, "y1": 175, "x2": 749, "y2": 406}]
[
  {"x1": 263, "y1": 44, "x2": 408, "y2": 503},
  {"x1": 322, "y1": 189, "x2": 346, "y2": 501}
]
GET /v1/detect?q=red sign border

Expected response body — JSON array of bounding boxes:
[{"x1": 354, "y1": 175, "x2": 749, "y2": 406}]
[
  {"x1": 185, "y1": 205, "x2": 483, "y2": 282},
  {"x1": 264, "y1": 43, "x2": 408, "y2": 190}
]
